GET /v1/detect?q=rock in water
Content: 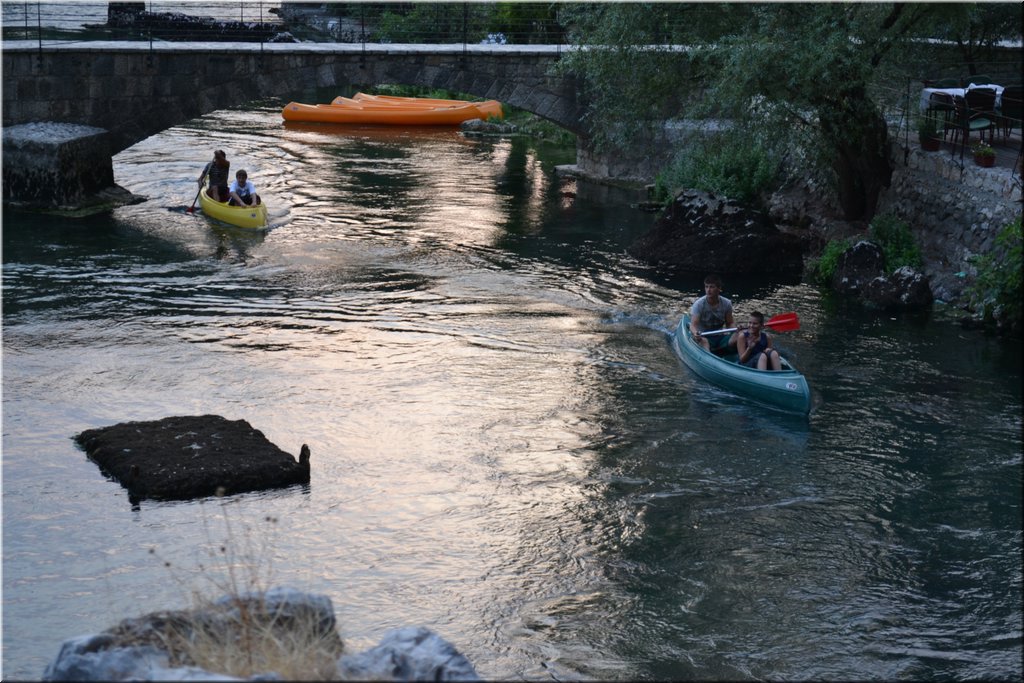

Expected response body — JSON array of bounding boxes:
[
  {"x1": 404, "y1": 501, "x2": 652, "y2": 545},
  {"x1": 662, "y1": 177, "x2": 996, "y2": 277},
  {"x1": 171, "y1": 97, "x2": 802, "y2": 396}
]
[{"x1": 75, "y1": 415, "x2": 310, "y2": 503}]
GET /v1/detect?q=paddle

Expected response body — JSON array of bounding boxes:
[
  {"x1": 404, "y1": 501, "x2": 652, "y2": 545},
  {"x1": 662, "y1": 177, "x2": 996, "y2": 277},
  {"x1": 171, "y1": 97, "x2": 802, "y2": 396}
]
[
  {"x1": 700, "y1": 311, "x2": 800, "y2": 336},
  {"x1": 188, "y1": 163, "x2": 210, "y2": 214}
]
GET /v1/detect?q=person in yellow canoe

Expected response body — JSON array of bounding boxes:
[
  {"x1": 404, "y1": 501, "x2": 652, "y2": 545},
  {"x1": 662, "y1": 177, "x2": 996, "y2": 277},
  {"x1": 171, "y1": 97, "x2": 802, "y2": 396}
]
[
  {"x1": 198, "y1": 149, "x2": 230, "y2": 202},
  {"x1": 227, "y1": 169, "x2": 260, "y2": 207}
]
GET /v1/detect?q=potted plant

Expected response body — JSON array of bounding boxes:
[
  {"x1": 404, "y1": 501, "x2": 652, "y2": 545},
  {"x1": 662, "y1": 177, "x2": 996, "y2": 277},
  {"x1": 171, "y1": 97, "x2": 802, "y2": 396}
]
[
  {"x1": 973, "y1": 142, "x2": 996, "y2": 167},
  {"x1": 916, "y1": 116, "x2": 942, "y2": 151}
]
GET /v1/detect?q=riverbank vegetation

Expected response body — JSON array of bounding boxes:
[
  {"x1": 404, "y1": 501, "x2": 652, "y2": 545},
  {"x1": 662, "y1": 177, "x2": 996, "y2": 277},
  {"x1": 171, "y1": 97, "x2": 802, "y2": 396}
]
[
  {"x1": 965, "y1": 217, "x2": 1023, "y2": 331},
  {"x1": 652, "y1": 130, "x2": 782, "y2": 207},
  {"x1": 555, "y1": 3, "x2": 1020, "y2": 222},
  {"x1": 807, "y1": 214, "x2": 922, "y2": 287}
]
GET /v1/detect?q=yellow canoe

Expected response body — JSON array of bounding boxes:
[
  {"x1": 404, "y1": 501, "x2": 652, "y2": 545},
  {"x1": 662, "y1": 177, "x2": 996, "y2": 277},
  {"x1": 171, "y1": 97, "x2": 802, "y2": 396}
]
[{"x1": 199, "y1": 190, "x2": 267, "y2": 229}]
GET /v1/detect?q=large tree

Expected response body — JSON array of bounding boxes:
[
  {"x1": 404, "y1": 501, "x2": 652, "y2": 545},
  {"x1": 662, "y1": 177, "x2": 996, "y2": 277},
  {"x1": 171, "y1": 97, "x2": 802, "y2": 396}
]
[{"x1": 557, "y1": 2, "x2": 945, "y2": 221}]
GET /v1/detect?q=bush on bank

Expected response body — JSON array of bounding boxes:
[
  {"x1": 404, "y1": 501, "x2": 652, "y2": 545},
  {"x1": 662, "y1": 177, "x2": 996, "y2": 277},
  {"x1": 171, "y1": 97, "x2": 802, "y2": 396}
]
[
  {"x1": 965, "y1": 216, "x2": 1023, "y2": 330},
  {"x1": 652, "y1": 131, "x2": 782, "y2": 207},
  {"x1": 805, "y1": 214, "x2": 922, "y2": 288}
]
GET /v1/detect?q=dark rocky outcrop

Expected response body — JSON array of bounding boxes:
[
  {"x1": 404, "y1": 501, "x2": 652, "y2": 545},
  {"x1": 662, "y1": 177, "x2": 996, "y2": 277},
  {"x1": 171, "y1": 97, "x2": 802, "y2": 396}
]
[
  {"x1": 831, "y1": 240, "x2": 934, "y2": 310},
  {"x1": 75, "y1": 415, "x2": 310, "y2": 503},
  {"x1": 831, "y1": 240, "x2": 887, "y2": 297},
  {"x1": 862, "y1": 266, "x2": 934, "y2": 310},
  {"x1": 628, "y1": 190, "x2": 804, "y2": 279}
]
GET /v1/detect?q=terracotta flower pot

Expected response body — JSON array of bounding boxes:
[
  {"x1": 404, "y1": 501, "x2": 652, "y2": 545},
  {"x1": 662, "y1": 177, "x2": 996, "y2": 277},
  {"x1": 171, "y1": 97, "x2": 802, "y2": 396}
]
[
  {"x1": 974, "y1": 154, "x2": 996, "y2": 168},
  {"x1": 920, "y1": 137, "x2": 941, "y2": 152}
]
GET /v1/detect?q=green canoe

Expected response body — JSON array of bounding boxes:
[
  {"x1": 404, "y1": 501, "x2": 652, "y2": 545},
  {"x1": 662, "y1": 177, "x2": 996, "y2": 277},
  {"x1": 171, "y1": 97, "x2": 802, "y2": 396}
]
[{"x1": 672, "y1": 315, "x2": 811, "y2": 414}]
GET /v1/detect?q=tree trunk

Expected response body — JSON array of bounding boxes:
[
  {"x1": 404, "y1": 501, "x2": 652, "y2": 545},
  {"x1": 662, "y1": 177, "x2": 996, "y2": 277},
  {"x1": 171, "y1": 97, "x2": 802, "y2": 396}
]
[{"x1": 817, "y1": 91, "x2": 893, "y2": 221}]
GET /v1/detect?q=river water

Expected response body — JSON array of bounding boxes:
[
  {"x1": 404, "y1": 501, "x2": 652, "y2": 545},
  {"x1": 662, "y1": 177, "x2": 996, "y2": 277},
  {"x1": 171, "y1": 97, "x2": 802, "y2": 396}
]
[{"x1": 2, "y1": 103, "x2": 1021, "y2": 681}]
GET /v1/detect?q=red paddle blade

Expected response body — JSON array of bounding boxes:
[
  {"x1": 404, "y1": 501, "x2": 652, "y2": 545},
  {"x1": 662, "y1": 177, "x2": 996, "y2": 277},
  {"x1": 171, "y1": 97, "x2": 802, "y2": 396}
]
[{"x1": 766, "y1": 312, "x2": 799, "y2": 332}]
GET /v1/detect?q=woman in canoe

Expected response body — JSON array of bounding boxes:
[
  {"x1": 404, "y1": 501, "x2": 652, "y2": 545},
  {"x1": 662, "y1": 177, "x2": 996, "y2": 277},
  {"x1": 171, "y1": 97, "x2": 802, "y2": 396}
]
[
  {"x1": 737, "y1": 311, "x2": 782, "y2": 371},
  {"x1": 198, "y1": 149, "x2": 230, "y2": 202}
]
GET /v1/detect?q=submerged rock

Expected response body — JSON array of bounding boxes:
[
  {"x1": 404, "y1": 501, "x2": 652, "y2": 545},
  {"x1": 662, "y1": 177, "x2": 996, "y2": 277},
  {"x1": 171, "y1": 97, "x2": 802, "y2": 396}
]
[{"x1": 75, "y1": 415, "x2": 310, "y2": 503}]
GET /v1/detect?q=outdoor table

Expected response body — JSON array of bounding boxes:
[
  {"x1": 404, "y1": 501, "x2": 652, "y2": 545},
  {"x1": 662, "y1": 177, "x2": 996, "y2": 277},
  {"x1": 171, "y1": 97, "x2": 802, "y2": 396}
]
[{"x1": 919, "y1": 83, "x2": 1005, "y2": 112}]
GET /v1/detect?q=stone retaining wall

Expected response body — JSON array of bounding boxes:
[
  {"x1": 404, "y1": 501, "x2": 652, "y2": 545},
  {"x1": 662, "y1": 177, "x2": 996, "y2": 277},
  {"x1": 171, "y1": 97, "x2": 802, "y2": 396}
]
[{"x1": 876, "y1": 145, "x2": 1022, "y2": 303}]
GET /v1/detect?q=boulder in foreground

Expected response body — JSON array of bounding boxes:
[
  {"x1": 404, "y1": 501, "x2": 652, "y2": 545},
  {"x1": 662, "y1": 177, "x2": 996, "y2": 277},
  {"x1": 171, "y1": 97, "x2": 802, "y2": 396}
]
[
  {"x1": 43, "y1": 587, "x2": 480, "y2": 681},
  {"x1": 75, "y1": 415, "x2": 310, "y2": 503}
]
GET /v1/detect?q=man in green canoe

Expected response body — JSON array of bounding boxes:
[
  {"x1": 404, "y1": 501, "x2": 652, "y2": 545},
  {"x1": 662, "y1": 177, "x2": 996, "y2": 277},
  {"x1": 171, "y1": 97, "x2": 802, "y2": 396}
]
[{"x1": 689, "y1": 273, "x2": 736, "y2": 354}]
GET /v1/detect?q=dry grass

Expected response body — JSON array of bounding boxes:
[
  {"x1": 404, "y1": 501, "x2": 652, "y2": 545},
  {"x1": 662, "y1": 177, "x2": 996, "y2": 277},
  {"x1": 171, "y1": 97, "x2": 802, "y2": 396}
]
[
  {"x1": 133, "y1": 491, "x2": 346, "y2": 680},
  {"x1": 156, "y1": 594, "x2": 345, "y2": 680}
]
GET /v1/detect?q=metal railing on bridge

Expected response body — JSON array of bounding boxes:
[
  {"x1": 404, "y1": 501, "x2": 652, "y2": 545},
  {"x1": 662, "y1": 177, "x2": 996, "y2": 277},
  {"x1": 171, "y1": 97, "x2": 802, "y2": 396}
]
[{"x1": 1, "y1": 1, "x2": 567, "y2": 50}]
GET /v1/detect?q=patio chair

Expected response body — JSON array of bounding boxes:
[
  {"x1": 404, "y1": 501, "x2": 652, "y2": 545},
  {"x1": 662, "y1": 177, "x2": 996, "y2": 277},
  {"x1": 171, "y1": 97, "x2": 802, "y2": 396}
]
[
  {"x1": 965, "y1": 87, "x2": 998, "y2": 135},
  {"x1": 951, "y1": 92, "x2": 996, "y2": 162},
  {"x1": 998, "y1": 84, "x2": 1022, "y2": 139},
  {"x1": 926, "y1": 92, "x2": 957, "y2": 139},
  {"x1": 965, "y1": 74, "x2": 993, "y2": 87}
]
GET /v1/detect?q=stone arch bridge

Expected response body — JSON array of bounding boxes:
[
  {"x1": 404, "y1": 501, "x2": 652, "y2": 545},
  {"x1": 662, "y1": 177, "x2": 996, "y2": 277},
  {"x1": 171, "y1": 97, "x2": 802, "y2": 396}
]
[{"x1": 2, "y1": 41, "x2": 598, "y2": 209}]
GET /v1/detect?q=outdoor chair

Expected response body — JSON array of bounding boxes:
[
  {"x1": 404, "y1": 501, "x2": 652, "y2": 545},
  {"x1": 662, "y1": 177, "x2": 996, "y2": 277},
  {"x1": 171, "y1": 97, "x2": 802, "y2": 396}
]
[
  {"x1": 965, "y1": 87, "x2": 998, "y2": 134},
  {"x1": 950, "y1": 93, "x2": 996, "y2": 162},
  {"x1": 926, "y1": 92, "x2": 957, "y2": 139},
  {"x1": 933, "y1": 78, "x2": 959, "y2": 89},
  {"x1": 965, "y1": 74, "x2": 993, "y2": 87},
  {"x1": 998, "y1": 84, "x2": 1022, "y2": 139}
]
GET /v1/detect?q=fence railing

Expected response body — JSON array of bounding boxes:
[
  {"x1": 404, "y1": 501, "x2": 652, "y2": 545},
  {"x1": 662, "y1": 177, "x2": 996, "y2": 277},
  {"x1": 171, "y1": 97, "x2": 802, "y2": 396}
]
[
  {"x1": 0, "y1": 1, "x2": 567, "y2": 48},
  {"x1": 868, "y1": 62, "x2": 1022, "y2": 177}
]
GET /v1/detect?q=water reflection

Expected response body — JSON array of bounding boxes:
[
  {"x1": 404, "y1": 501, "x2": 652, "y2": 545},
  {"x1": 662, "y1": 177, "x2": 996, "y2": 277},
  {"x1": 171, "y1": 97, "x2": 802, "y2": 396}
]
[{"x1": 2, "y1": 105, "x2": 1021, "y2": 682}]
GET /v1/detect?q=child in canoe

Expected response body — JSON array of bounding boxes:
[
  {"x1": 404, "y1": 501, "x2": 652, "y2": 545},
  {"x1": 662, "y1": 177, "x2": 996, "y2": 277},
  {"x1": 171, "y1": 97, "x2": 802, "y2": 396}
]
[
  {"x1": 737, "y1": 311, "x2": 782, "y2": 371},
  {"x1": 227, "y1": 169, "x2": 260, "y2": 207}
]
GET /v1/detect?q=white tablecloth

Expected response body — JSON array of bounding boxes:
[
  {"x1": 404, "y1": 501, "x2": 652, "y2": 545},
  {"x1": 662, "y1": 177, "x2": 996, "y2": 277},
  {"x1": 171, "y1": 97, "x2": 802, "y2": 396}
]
[{"x1": 920, "y1": 84, "x2": 1005, "y2": 112}]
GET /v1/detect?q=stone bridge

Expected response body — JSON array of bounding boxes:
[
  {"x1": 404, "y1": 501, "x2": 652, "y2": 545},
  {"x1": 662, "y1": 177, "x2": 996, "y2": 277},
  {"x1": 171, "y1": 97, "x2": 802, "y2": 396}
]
[{"x1": 1, "y1": 41, "x2": 594, "y2": 209}]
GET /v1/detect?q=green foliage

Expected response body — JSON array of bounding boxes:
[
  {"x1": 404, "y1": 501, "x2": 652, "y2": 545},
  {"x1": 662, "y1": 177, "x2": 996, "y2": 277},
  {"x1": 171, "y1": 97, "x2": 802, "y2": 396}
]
[
  {"x1": 372, "y1": 3, "x2": 492, "y2": 43},
  {"x1": 363, "y1": 2, "x2": 562, "y2": 45},
  {"x1": 925, "y1": 3, "x2": 1023, "y2": 71},
  {"x1": 652, "y1": 131, "x2": 782, "y2": 205},
  {"x1": 558, "y1": 2, "x2": 945, "y2": 219},
  {"x1": 807, "y1": 238, "x2": 853, "y2": 286},
  {"x1": 869, "y1": 214, "x2": 922, "y2": 272},
  {"x1": 965, "y1": 217, "x2": 1023, "y2": 326}
]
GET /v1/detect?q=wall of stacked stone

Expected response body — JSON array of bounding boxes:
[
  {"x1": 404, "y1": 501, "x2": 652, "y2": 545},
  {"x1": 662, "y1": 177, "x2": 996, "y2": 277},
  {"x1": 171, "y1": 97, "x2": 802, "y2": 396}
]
[{"x1": 875, "y1": 147, "x2": 1022, "y2": 302}]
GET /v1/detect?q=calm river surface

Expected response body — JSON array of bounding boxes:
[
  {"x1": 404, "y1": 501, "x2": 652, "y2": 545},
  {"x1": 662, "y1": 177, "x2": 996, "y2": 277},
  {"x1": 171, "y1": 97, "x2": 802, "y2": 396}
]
[{"x1": 2, "y1": 103, "x2": 1021, "y2": 681}]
